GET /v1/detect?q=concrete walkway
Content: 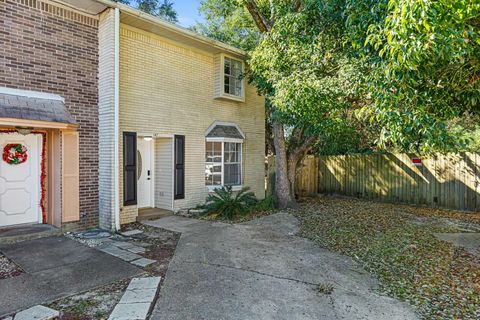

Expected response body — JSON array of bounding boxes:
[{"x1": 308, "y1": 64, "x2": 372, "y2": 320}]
[
  {"x1": 0, "y1": 236, "x2": 141, "y2": 317},
  {"x1": 144, "y1": 213, "x2": 417, "y2": 320}
]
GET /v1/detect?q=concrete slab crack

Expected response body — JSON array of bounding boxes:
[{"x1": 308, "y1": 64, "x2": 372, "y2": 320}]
[{"x1": 180, "y1": 260, "x2": 322, "y2": 287}]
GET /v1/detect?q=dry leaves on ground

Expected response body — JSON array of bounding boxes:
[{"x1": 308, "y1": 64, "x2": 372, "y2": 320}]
[{"x1": 294, "y1": 195, "x2": 480, "y2": 320}]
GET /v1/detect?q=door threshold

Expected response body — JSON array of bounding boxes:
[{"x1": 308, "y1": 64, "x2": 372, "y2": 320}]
[{"x1": 137, "y1": 207, "x2": 173, "y2": 221}]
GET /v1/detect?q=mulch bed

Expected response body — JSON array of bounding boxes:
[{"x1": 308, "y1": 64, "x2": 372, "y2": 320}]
[
  {"x1": 294, "y1": 195, "x2": 480, "y2": 320},
  {"x1": 0, "y1": 253, "x2": 22, "y2": 279}
]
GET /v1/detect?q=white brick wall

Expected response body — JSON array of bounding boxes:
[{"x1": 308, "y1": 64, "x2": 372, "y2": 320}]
[
  {"x1": 98, "y1": 9, "x2": 117, "y2": 230},
  {"x1": 118, "y1": 24, "x2": 265, "y2": 222}
]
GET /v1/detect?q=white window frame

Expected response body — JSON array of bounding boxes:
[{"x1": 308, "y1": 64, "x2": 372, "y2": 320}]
[
  {"x1": 217, "y1": 53, "x2": 245, "y2": 102},
  {"x1": 205, "y1": 137, "x2": 243, "y2": 192}
]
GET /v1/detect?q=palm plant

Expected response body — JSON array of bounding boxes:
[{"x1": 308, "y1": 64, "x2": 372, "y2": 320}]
[{"x1": 201, "y1": 186, "x2": 257, "y2": 220}]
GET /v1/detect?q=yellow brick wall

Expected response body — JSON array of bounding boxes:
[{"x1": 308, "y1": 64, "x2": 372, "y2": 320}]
[{"x1": 118, "y1": 24, "x2": 265, "y2": 222}]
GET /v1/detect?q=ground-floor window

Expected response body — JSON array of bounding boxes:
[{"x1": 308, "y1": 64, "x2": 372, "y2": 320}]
[{"x1": 205, "y1": 141, "x2": 242, "y2": 187}]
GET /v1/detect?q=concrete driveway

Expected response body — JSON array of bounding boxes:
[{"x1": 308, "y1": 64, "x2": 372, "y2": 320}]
[{"x1": 145, "y1": 213, "x2": 417, "y2": 320}]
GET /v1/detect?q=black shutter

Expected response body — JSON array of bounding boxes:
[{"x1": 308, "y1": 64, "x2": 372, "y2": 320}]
[
  {"x1": 174, "y1": 135, "x2": 185, "y2": 199},
  {"x1": 123, "y1": 132, "x2": 137, "y2": 206}
]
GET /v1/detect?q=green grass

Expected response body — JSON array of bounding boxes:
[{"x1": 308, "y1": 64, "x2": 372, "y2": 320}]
[{"x1": 294, "y1": 196, "x2": 480, "y2": 320}]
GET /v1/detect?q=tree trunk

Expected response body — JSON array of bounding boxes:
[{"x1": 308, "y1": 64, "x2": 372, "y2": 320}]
[
  {"x1": 287, "y1": 155, "x2": 298, "y2": 200},
  {"x1": 286, "y1": 135, "x2": 318, "y2": 204},
  {"x1": 272, "y1": 120, "x2": 297, "y2": 209}
]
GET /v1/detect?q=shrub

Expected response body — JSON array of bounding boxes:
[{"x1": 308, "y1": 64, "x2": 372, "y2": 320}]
[
  {"x1": 255, "y1": 196, "x2": 276, "y2": 212},
  {"x1": 201, "y1": 186, "x2": 258, "y2": 220}
]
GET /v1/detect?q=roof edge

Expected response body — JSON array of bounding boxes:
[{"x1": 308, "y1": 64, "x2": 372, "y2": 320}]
[
  {"x1": 96, "y1": 0, "x2": 246, "y2": 58},
  {"x1": 0, "y1": 87, "x2": 65, "y2": 102}
]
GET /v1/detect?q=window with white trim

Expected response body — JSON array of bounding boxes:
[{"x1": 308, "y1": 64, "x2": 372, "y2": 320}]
[
  {"x1": 224, "y1": 57, "x2": 243, "y2": 97},
  {"x1": 205, "y1": 141, "x2": 242, "y2": 187}
]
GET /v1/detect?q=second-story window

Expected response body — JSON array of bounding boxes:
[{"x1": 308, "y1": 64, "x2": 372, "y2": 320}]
[{"x1": 224, "y1": 57, "x2": 243, "y2": 97}]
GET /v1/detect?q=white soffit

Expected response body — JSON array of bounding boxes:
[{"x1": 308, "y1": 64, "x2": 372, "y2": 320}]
[{"x1": 57, "y1": 0, "x2": 107, "y2": 14}]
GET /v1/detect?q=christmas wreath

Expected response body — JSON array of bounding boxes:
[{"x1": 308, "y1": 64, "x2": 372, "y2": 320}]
[{"x1": 2, "y1": 143, "x2": 28, "y2": 165}]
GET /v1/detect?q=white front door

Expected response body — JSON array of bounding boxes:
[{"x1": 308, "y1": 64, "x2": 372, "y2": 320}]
[
  {"x1": 137, "y1": 138, "x2": 153, "y2": 208},
  {"x1": 0, "y1": 133, "x2": 42, "y2": 227}
]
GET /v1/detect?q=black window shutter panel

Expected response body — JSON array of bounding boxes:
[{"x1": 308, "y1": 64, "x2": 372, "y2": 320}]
[
  {"x1": 123, "y1": 132, "x2": 137, "y2": 206},
  {"x1": 174, "y1": 135, "x2": 185, "y2": 199}
]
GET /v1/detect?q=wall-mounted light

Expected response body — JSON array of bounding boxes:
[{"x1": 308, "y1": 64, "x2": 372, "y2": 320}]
[
  {"x1": 16, "y1": 127, "x2": 33, "y2": 135},
  {"x1": 143, "y1": 136, "x2": 153, "y2": 141}
]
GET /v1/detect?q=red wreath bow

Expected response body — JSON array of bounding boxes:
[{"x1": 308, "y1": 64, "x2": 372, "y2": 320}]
[{"x1": 2, "y1": 143, "x2": 28, "y2": 165}]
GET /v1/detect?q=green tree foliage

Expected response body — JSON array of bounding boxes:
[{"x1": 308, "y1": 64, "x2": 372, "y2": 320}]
[
  {"x1": 197, "y1": 0, "x2": 479, "y2": 154},
  {"x1": 314, "y1": 112, "x2": 380, "y2": 155},
  {"x1": 248, "y1": 1, "x2": 367, "y2": 138},
  {"x1": 137, "y1": 0, "x2": 158, "y2": 15},
  {"x1": 115, "y1": 0, "x2": 179, "y2": 23},
  {"x1": 158, "y1": 0, "x2": 178, "y2": 23},
  {"x1": 345, "y1": 0, "x2": 480, "y2": 152},
  {"x1": 192, "y1": 1, "x2": 261, "y2": 51}
]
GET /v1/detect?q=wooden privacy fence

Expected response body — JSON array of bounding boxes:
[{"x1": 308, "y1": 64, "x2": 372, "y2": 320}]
[{"x1": 269, "y1": 153, "x2": 480, "y2": 212}]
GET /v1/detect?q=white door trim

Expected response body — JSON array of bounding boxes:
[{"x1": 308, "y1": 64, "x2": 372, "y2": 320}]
[
  {"x1": 35, "y1": 134, "x2": 42, "y2": 224},
  {"x1": 150, "y1": 139, "x2": 155, "y2": 208}
]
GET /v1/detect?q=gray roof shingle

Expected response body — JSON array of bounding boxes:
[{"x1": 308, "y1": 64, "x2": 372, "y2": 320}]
[
  {"x1": 206, "y1": 125, "x2": 244, "y2": 139},
  {"x1": 0, "y1": 93, "x2": 76, "y2": 124}
]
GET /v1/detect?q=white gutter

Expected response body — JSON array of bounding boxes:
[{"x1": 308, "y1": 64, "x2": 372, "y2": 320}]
[{"x1": 114, "y1": 7, "x2": 121, "y2": 231}]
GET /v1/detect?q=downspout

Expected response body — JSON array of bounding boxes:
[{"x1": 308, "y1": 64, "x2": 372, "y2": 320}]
[{"x1": 114, "y1": 7, "x2": 121, "y2": 231}]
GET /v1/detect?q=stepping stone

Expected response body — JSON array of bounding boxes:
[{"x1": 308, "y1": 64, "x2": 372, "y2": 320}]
[
  {"x1": 120, "y1": 288, "x2": 157, "y2": 303},
  {"x1": 121, "y1": 230, "x2": 143, "y2": 237},
  {"x1": 131, "y1": 257, "x2": 156, "y2": 267},
  {"x1": 111, "y1": 241, "x2": 136, "y2": 249},
  {"x1": 108, "y1": 277, "x2": 161, "y2": 320},
  {"x1": 98, "y1": 244, "x2": 126, "y2": 255},
  {"x1": 117, "y1": 252, "x2": 142, "y2": 262},
  {"x1": 128, "y1": 277, "x2": 161, "y2": 290},
  {"x1": 15, "y1": 305, "x2": 59, "y2": 320},
  {"x1": 97, "y1": 238, "x2": 114, "y2": 244},
  {"x1": 108, "y1": 303, "x2": 151, "y2": 320},
  {"x1": 126, "y1": 246, "x2": 146, "y2": 254},
  {"x1": 98, "y1": 245, "x2": 142, "y2": 262}
]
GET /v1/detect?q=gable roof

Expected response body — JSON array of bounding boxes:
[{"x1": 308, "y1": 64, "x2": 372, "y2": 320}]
[
  {"x1": 206, "y1": 125, "x2": 245, "y2": 140},
  {"x1": 205, "y1": 122, "x2": 245, "y2": 140}
]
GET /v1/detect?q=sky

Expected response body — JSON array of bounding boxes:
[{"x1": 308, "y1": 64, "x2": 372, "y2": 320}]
[{"x1": 173, "y1": 0, "x2": 205, "y2": 27}]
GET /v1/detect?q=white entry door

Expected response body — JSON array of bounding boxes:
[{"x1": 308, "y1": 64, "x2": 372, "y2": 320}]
[
  {"x1": 0, "y1": 133, "x2": 42, "y2": 227},
  {"x1": 137, "y1": 138, "x2": 153, "y2": 208}
]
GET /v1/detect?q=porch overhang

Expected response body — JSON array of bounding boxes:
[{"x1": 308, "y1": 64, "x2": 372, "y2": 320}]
[{"x1": 0, "y1": 88, "x2": 78, "y2": 130}]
